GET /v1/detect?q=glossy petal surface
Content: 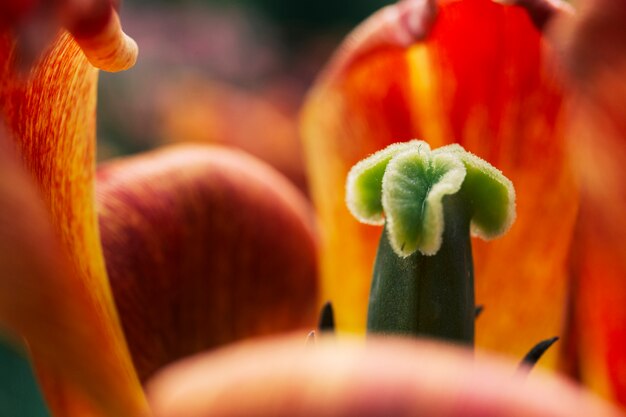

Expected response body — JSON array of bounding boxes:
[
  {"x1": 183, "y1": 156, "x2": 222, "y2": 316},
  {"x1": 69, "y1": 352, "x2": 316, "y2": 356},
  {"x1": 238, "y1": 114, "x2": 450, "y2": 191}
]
[{"x1": 97, "y1": 145, "x2": 319, "y2": 381}]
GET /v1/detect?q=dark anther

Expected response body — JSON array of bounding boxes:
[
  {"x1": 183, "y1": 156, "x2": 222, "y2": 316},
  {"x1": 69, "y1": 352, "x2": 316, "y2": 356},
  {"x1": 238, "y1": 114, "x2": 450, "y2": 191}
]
[
  {"x1": 475, "y1": 305, "x2": 484, "y2": 319},
  {"x1": 318, "y1": 301, "x2": 335, "y2": 333},
  {"x1": 518, "y1": 336, "x2": 560, "y2": 372}
]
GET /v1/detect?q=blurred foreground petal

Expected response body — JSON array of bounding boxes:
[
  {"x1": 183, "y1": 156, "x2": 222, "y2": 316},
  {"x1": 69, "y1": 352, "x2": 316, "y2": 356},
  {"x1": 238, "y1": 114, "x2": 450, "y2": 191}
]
[
  {"x1": 301, "y1": 0, "x2": 577, "y2": 367},
  {"x1": 0, "y1": 32, "x2": 146, "y2": 416},
  {"x1": 97, "y1": 145, "x2": 318, "y2": 381},
  {"x1": 147, "y1": 335, "x2": 623, "y2": 417}
]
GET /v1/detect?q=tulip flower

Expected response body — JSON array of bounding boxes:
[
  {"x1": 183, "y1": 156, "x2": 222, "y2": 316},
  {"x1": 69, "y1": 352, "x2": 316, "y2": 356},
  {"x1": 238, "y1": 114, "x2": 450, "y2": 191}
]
[
  {"x1": 1, "y1": 0, "x2": 625, "y2": 416},
  {"x1": 0, "y1": 3, "x2": 318, "y2": 416},
  {"x1": 301, "y1": 0, "x2": 626, "y2": 407},
  {"x1": 301, "y1": 0, "x2": 578, "y2": 370}
]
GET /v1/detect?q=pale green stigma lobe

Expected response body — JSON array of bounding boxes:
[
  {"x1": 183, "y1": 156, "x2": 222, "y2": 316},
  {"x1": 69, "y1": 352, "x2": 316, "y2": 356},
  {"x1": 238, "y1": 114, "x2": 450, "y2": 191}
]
[
  {"x1": 383, "y1": 151, "x2": 465, "y2": 256},
  {"x1": 346, "y1": 141, "x2": 516, "y2": 257},
  {"x1": 433, "y1": 144, "x2": 516, "y2": 239},
  {"x1": 346, "y1": 140, "x2": 428, "y2": 225}
]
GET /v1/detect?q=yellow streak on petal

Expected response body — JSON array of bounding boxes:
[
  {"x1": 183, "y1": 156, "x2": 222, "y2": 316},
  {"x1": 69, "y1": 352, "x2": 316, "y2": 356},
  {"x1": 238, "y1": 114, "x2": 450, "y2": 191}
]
[
  {"x1": 0, "y1": 32, "x2": 147, "y2": 417},
  {"x1": 302, "y1": 47, "x2": 417, "y2": 333},
  {"x1": 406, "y1": 44, "x2": 450, "y2": 148},
  {"x1": 301, "y1": 88, "x2": 379, "y2": 333},
  {"x1": 71, "y1": 10, "x2": 138, "y2": 72}
]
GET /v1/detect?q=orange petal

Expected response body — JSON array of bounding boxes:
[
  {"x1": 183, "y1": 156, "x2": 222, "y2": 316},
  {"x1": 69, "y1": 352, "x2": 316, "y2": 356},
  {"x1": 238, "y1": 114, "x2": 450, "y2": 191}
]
[
  {"x1": 0, "y1": 32, "x2": 146, "y2": 416},
  {"x1": 556, "y1": 0, "x2": 626, "y2": 405},
  {"x1": 301, "y1": 0, "x2": 578, "y2": 367},
  {"x1": 96, "y1": 144, "x2": 319, "y2": 381},
  {"x1": 146, "y1": 335, "x2": 623, "y2": 417}
]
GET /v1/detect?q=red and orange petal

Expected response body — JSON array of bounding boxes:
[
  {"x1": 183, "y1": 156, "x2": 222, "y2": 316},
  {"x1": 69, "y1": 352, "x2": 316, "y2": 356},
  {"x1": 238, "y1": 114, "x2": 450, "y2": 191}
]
[
  {"x1": 146, "y1": 336, "x2": 624, "y2": 417},
  {"x1": 96, "y1": 145, "x2": 319, "y2": 381},
  {"x1": 301, "y1": 0, "x2": 578, "y2": 367},
  {"x1": 0, "y1": 32, "x2": 146, "y2": 417}
]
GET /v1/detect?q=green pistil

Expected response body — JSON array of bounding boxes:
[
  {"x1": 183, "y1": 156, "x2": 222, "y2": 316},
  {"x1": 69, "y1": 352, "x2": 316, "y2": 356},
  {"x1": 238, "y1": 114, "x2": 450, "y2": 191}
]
[{"x1": 346, "y1": 140, "x2": 516, "y2": 345}]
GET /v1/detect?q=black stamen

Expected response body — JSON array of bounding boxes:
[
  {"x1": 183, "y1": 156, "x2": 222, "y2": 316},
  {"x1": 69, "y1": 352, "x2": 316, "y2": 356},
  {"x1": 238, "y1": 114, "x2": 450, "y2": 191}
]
[{"x1": 475, "y1": 305, "x2": 484, "y2": 319}]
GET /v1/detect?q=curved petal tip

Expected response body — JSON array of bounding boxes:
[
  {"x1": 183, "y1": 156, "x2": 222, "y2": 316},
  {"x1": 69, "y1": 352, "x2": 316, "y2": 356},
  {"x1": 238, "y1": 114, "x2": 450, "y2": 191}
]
[{"x1": 72, "y1": 9, "x2": 138, "y2": 72}]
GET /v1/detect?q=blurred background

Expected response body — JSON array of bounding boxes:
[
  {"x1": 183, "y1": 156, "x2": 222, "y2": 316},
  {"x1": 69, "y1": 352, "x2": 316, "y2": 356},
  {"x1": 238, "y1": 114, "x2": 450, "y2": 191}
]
[{"x1": 98, "y1": 0, "x2": 394, "y2": 192}]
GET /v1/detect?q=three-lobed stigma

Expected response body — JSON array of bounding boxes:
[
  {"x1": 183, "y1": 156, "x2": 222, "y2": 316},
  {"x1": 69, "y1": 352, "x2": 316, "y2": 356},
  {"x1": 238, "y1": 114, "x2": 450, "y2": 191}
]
[{"x1": 346, "y1": 140, "x2": 516, "y2": 257}]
